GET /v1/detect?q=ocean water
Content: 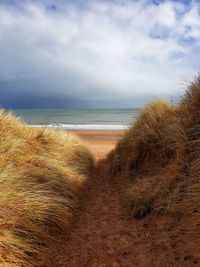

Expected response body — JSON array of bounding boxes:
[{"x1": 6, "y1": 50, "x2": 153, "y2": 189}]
[{"x1": 10, "y1": 109, "x2": 140, "y2": 130}]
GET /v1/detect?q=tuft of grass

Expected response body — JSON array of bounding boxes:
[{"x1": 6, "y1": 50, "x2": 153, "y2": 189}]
[
  {"x1": 108, "y1": 99, "x2": 186, "y2": 178},
  {"x1": 0, "y1": 110, "x2": 94, "y2": 266},
  {"x1": 108, "y1": 76, "x2": 200, "y2": 220}
]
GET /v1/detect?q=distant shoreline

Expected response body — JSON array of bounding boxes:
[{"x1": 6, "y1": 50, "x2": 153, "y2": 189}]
[
  {"x1": 29, "y1": 124, "x2": 130, "y2": 131},
  {"x1": 11, "y1": 108, "x2": 139, "y2": 129}
]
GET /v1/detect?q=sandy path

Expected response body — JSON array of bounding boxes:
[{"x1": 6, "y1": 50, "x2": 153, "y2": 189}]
[
  {"x1": 61, "y1": 161, "x2": 143, "y2": 267},
  {"x1": 49, "y1": 131, "x2": 198, "y2": 267},
  {"x1": 61, "y1": 131, "x2": 143, "y2": 266},
  {"x1": 52, "y1": 162, "x2": 197, "y2": 267}
]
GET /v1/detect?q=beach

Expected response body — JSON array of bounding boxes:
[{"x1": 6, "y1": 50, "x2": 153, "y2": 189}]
[{"x1": 70, "y1": 130, "x2": 125, "y2": 160}]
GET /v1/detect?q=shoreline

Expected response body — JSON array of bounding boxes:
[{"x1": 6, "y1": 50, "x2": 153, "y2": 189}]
[{"x1": 29, "y1": 124, "x2": 129, "y2": 131}]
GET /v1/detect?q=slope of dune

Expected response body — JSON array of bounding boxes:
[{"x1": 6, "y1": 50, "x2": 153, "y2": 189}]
[
  {"x1": 107, "y1": 76, "x2": 200, "y2": 264},
  {"x1": 0, "y1": 110, "x2": 94, "y2": 266}
]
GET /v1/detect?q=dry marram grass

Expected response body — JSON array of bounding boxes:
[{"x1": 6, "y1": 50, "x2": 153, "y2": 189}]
[
  {"x1": 108, "y1": 76, "x2": 200, "y2": 225},
  {"x1": 0, "y1": 110, "x2": 94, "y2": 266}
]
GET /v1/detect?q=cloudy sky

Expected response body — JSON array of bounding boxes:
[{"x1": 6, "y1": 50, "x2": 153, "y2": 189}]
[{"x1": 0, "y1": 0, "x2": 200, "y2": 108}]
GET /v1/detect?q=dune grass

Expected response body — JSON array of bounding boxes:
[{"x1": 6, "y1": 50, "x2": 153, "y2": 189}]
[
  {"x1": 0, "y1": 110, "x2": 94, "y2": 266},
  {"x1": 108, "y1": 76, "x2": 200, "y2": 221}
]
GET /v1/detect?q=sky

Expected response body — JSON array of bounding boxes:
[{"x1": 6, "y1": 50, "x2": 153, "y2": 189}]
[{"x1": 0, "y1": 0, "x2": 200, "y2": 109}]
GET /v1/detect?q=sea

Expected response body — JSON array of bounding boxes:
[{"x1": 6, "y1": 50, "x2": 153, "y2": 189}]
[{"x1": 10, "y1": 109, "x2": 140, "y2": 130}]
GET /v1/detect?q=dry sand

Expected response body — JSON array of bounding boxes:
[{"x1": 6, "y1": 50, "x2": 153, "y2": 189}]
[{"x1": 69, "y1": 130, "x2": 124, "y2": 160}]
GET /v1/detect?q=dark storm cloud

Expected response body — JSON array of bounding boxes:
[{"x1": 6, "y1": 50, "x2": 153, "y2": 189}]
[{"x1": 0, "y1": 0, "x2": 199, "y2": 108}]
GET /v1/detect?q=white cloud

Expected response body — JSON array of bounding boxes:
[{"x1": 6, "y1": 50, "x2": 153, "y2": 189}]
[{"x1": 0, "y1": 0, "x2": 200, "y2": 107}]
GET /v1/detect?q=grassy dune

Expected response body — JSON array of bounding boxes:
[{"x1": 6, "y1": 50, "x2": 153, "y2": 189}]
[
  {"x1": 108, "y1": 76, "x2": 200, "y2": 259},
  {"x1": 0, "y1": 110, "x2": 94, "y2": 266},
  {"x1": 108, "y1": 99, "x2": 187, "y2": 215}
]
